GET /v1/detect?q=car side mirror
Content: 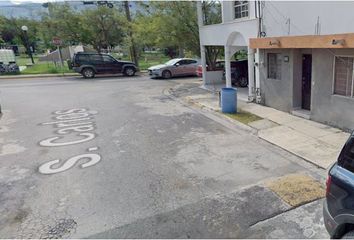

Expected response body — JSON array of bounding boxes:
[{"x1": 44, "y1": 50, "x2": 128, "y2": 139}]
[{"x1": 175, "y1": 63, "x2": 180, "y2": 67}]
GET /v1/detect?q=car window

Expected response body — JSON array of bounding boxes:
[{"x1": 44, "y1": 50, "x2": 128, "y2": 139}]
[
  {"x1": 186, "y1": 60, "x2": 197, "y2": 65},
  {"x1": 76, "y1": 55, "x2": 89, "y2": 62},
  {"x1": 339, "y1": 137, "x2": 354, "y2": 172},
  {"x1": 102, "y1": 55, "x2": 116, "y2": 63},
  {"x1": 177, "y1": 60, "x2": 187, "y2": 65},
  {"x1": 165, "y1": 59, "x2": 180, "y2": 66},
  {"x1": 215, "y1": 62, "x2": 225, "y2": 68},
  {"x1": 89, "y1": 55, "x2": 103, "y2": 63}
]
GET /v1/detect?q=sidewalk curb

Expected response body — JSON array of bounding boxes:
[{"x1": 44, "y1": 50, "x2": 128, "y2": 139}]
[
  {"x1": 257, "y1": 136, "x2": 327, "y2": 170},
  {"x1": 164, "y1": 87, "x2": 257, "y2": 135},
  {"x1": 0, "y1": 71, "x2": 150, "y2": 80},
  {"x1": 167, "y1": 84, "x2": 328, "y2": 171},
  {"x1": 0, "y1": 73, "x2": 80, "y2": 79},
  {"x1": 183, "y1": 95, "x2": 256, "y2": 133}
]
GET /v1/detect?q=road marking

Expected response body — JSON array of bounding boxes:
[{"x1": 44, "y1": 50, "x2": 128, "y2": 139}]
[
  {"x1": 88, "y1": 147, "x2": 98, "y2": 152},
  {"x1": 39, "y1": 133, "x2": 96, "y2": 147},
  {"x1": 38, "y1": 108, "x2": 102, "y2": 175},
  {"x1": 39, "y1": 153, "x2": 101, "y2": 175}
]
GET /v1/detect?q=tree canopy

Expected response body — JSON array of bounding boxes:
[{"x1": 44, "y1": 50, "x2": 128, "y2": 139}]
[
  {"x1": 0, "y1": 1, "x2": 222, "y2": 65},
  {"x1": 134, "y1": 1, "x2": 200, "y2": 57}
]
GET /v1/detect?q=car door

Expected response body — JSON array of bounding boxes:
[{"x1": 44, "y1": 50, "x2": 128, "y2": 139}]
[
  {"x1": 184, "y1": 60, "x2": 198, "y2": 76},
  {"x1": 89, "y1": 54, "x2": 105, "y2": 73},
  {"x1": 329, "y1": 135, "x2": 354, "y2": 218},
  {"x1": 173, "y1": 60, "x2": 188, "y2": 76},
  {"x1": 170, "y1": 60, "x2": 185, "y2": 76},
  {"x1": 215, "y1": 61, "x2": 225, "y2": 71},
  {"x1": 102, "y1": 55, "x2": 121, "y2": 73}
]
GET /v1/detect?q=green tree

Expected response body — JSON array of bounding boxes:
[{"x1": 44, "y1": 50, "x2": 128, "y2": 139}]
[
  {"x1": 80, "y1": 6, "x2": 126, "y2": 52},
  {"x1": 0, "y1": 17, "x2": 41, "y2": 52},
  {"x1": 41, "y1": 3, "x2": 83, "y2": 49},
  {"x1": 134, "y1": 1, "x2": 200, "y2": 58},
  {"x1": 202, "y1": 0, "x2": 222, "y2": 25},
  {"x1": 40, "y1": 3, "x2": 126, "y2": 53},
  {"x1": 134, "y1": 1, "x2": 222, "y2": 68}
]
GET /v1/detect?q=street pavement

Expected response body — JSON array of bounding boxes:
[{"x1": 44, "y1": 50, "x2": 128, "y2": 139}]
[{"x1": 0, "y1": 75, "x2": 328, "y2": 238}]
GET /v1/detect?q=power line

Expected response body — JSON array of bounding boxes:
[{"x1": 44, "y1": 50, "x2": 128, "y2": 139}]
[{"x1": 266, "y1": 1, "x2": 307, "y2": 36}]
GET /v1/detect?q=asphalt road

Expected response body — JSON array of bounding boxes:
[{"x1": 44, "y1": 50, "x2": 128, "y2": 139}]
[{"x1": 0, "y1": 75, "x2": 328, "y2": 238}]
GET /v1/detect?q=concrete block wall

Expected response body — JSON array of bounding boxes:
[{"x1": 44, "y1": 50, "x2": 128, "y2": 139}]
[
  {"x1": 259, "y1": 49, "x2": 293, "y2": 112},
  {"x1": 259, "y1": 48, "x2": 354, "y2": 131},
  {"x1": 311, "y1": 49, "x2": 354, "y2": 131}
]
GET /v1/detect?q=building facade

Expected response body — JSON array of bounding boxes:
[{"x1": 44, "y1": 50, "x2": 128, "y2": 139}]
[{"x1": 197, "y1": 1, "x2": 354, "y2": 131}]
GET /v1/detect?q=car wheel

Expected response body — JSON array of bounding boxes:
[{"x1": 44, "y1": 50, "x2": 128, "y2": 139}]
[
  {"x1": 123, "y1": 67, "x2": 136, "y2": 76},
  {"x1": 342, "y1": 230, "x2": 354, "y2": 238},
  {"x1": 162, "y1": 70, "x2": 172, "y2": 79},
  {"x1": 239, "y1": 76, "x2": 248, "y2": 87},
  {"x1": 82, "y1": 68, "x2": 95, "y2": 78}
]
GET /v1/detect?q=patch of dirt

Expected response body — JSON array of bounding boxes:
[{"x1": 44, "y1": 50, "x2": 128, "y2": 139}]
[{"x1": 265, "y1": 174, "x2": 325, "y2": 207}]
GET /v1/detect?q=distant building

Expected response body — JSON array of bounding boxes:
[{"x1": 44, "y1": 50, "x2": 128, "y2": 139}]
[{"x1": 39, "y1": 45, "x2": 95, "y2": 63}]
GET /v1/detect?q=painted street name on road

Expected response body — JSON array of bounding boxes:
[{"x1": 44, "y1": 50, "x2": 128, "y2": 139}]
[{"x1": 38, "y1": 108, "x2": 102, "y2": 175}]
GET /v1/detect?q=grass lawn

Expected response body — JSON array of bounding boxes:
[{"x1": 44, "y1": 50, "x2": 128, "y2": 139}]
[
  {"x1": 14, "y1": 55, "x2": 73, "y2": 75},
  {"x1": 114, "y1": 52, "x2": 170, "y2": 70},
  {"x1": 16, "y1": 55, "x2": 39, "y2": 66},
  {"x1": 224, "y1": 110, "x2": 263, "y2": 125},
  {"x1": 21, "y1": 63, "x2": 73, "y2": 74},
  {"x1": 138, "y1": 53, "x2": 170, "y2": 70}
]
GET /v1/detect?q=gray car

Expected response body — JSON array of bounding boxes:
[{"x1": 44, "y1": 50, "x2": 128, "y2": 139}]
[{"x1": 148, "y1": 58, "x2": 199, "y2": 79}]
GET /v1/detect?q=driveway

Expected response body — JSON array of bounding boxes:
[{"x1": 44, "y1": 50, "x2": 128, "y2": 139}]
[{"x1": 0, "y1": 75, "x2": 328, "y2": 238}]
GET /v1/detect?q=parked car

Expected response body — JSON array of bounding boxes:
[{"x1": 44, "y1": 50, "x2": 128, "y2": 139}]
[
  {"x1": 0, "y1": 49, "x2": 20, "y2": 75},
  {"x1": 229, "y1": 60, "x2": 248, "y2": 87},
  {"x1": 324, "y1": 131, "x2": 354, "y2": 238},
  {"x1": 196, "y1": 60, "x2": 248, "y2": 87},
  {"x1": 70, "y1": 52, "x2": 137, "y2": 78},
  {"x1": 196, "y1": 60, "x2": 225, "y2": 77},
  {"x1": 148, "y1": 58, "x2": 199, "y2": 79}
]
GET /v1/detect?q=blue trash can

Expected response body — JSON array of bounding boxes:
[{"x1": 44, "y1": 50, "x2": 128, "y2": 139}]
[{"x1": 221, "y1": 87, "x2": 237, "y2": 113}]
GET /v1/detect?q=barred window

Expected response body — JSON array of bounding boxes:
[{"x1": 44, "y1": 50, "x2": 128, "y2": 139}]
[
  {"x1": 267, "y1": 53, "x2": 282, "y2": 80},
  {"x1": 234, "y1": 1, "x2": 248, "y2": 19},
  {"x1": 334, "y1": 56, "x2": 354, "y2": 97}
]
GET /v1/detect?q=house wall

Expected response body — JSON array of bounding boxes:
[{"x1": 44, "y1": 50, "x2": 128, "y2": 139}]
[
  {"x1": 311, "y1": 49, "x2": 354, "y2": 131},
  {"x1": 259, "y1": 49, "x2": 293, "y2": 112},
  {"x1": 292, "y1": 49, "x2": 303, "y2": 109},
  {"x1": 261, "y1": 1, "x2": 354, "y2": 37},
  {"x1": 199, "y1": 20, "x2": 258, "y2": 46},
  {"x1": 201, "y1": 1, "x2": 354, "y2": 47},
  {"x1": 199, "y1": 1, "x2": 259, "y2": 47},
  {"x1": 259, "y1": 48, "x2": 354, "y2": 131},
  {"x1": 221, "y1": 1, "x2": 257, "y2": 23}
]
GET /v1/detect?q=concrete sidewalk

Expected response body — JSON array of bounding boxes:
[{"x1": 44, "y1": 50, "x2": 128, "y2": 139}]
[
  {"x1": 0, "y1": 73, "x2": 80, "y2": 79},
  {"x1": 0, "y1": 71, "x2": 149, "y2": 80},
  {"x1": 170, "y1": 82, "x2": 350, "y2": 169}
]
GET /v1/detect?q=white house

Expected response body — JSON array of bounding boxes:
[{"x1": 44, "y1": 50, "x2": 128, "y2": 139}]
[{"x1": 197, "y1": 1, "x2": 354, "y2": 131}]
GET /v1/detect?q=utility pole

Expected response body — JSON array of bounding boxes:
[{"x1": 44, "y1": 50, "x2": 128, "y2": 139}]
[
  {"x1": 123, "y1": 1, "x2": 139, "y2": 67},
  {"x1": 21, "y1": 25, "x2": 34, "y2": 64}
]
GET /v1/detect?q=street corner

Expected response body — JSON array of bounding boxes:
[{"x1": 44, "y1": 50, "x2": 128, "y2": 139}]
[
  {"x1": 265, "y1": 173, "x2": 325, "y2": 207},
  {"x1": 241, "y1": 199, "x2": 328, "y2": 239}
]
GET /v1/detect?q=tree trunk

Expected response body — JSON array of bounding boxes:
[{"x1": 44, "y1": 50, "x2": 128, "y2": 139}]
[
  {"x1": 178, "y1": 45, "x2": 184, "y2": 58},
  {"x1": 205, "y1": 46, "x2": 221, "y2": 71},
  {"x1": 124, "y1": 1, "x2": 139, "y2": 67}
]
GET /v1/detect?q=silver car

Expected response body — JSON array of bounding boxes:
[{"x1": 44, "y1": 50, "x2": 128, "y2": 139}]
[{"x1": 148, "y1": 58, "x2": 199, "y2": 79}]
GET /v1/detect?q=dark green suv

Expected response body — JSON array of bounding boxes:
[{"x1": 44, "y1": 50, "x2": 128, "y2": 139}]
[{"x1": 71, "y1": 52, "x2": 137, "y2": 78}]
